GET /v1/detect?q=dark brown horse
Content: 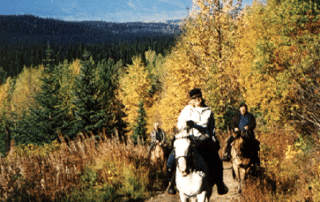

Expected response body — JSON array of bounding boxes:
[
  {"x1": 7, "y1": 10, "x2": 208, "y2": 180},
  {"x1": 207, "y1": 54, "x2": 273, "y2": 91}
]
[{"x1": 230, "y1": 130, "x2": 256, "y2": 193}]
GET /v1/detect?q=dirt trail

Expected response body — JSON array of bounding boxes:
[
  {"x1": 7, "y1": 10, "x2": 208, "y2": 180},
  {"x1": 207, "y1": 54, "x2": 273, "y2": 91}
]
[{"x1": 145, "y1": 162, "x2": 241, "y2": 202}]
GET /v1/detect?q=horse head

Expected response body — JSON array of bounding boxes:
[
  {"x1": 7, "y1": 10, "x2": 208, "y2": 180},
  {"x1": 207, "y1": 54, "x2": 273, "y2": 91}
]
[
  {"x1": 174, "y1": 132, "x2": 193, "y2": 177},
  {"x1": 233, "y1": 130, "x2": 250, "y2": 159},
  {"x1": 231, "y1": 130, "x2": 253, "y2": 194},
  {"x1": 233, "y1": 130, "x2": 249, "y2": 154}
]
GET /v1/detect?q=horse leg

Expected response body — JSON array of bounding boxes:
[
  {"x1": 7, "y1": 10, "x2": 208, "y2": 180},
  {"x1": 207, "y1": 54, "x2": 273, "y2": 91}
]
[
  {"x1": 239, "y1": 167, "x2": 247, "y2": 193},
  {"x1": 197, "y1": 190, "x2": 207, "y2": 202},
  {"x1": 150, "y1": 150, "x2": 154, "y2": 164},
  {"x1": 232, "y1": 163, "x2": 242, "y2": 193},
  {"x1": 179, "y1": 192, "x2": 188, "y2": 202}
]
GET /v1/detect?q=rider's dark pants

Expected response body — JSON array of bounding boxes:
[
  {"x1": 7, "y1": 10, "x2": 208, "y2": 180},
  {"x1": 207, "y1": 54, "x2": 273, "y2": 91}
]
[
  {"x1": 197, "y1": 140, "x2": 224, "y2": 185},
  {"x1": 167, "y1": 150, "x2": 175, "y2": 173}
]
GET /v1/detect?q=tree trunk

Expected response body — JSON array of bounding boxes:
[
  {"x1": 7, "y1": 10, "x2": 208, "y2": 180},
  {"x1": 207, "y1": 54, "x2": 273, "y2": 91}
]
[{"x1": 4, "y1": 125, "x2": 11, "y2": 154}]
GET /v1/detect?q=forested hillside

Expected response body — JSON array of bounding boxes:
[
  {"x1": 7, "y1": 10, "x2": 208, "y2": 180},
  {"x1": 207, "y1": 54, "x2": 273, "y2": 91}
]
[
  {"x1": 0, "y1": 14, "x2": 180, "y2": 80},
  {"x1": 1, "y1": 0, "x2": 320, "y2": 200}
]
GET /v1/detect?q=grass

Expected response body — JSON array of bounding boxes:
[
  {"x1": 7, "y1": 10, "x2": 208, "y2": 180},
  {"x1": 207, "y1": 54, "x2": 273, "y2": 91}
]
[
  {"x1": 0, "y1": 131, "x2": 165, "y2": 202},
  {"x1": 230, "y1": 126, "x2": 320, "y2": 201},
  {"x1": 2, "y1": 125, "x2": 320, "y2": 201}
]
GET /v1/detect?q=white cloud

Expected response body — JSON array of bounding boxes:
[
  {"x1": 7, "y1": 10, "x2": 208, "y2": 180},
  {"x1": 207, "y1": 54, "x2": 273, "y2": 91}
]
[
  {"x1": 61, "y1": 7, "x2": 72, "y2": 13},
  {"x1": 128, "y1": 0, "x2": 136, "y2": 10},
  {"x1": 158, "y1": 0, "x2": 186, "y2": 9},
  {"x1": 70, "y1": 2, "x2": 77, "y2": 8},
  {"x1": 101, "y1": 9, "x2": 187, "y2": 22},
  {"x1": 60, "y1": 2, "x2": 78, "y2": 14}
]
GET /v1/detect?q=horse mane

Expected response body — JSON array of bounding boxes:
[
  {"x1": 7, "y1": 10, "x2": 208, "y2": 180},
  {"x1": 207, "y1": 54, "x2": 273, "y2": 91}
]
[{"x1": 175, "y1": 129, "x2": 189, "y2": 139}]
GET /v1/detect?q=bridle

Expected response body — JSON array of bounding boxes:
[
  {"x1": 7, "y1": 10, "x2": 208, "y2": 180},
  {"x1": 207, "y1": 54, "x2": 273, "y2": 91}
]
[{"x1": 233, "y1": 130, "x2": 249, "y2": 157}]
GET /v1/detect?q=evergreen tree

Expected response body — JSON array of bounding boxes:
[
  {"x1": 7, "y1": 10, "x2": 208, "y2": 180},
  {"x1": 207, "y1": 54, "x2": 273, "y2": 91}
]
[
  {"x1": 132, "y1": 100, "x2": 147, "y2": 144},
  {"x1": 15, "y1": 42, "x2": 72, "y2": 145},
  {"x1": 72, "y1": 50, "x2": 115, "y2": 135},
  {"x1": 0, "y1": 68, "x2": 7, "y2": 85}
]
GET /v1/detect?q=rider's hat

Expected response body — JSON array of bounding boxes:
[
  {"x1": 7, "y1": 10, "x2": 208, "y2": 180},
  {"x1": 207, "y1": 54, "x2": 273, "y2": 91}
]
[{"x1": 189, "y1": 88, "x2": 202, "y2": 98}]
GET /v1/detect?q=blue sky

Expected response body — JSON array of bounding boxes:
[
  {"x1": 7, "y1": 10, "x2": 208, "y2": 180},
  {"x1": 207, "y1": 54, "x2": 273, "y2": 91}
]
[{"x1": 0, "y1": 0, "x2": 253, "y2": 22}]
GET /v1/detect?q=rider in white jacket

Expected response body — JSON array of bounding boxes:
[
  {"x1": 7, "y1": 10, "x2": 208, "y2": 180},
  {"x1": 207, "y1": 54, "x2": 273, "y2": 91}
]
[
  {"x1": 166, "y1": 88, "x2": 228, "y2": 195},
  {"x1": 177, "y1": 104, "x2": 217, "y2": 143}
]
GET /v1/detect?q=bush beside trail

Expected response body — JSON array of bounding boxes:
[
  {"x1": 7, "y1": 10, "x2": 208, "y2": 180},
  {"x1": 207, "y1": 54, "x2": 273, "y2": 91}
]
[{"x1": 0, "y1": 132, "x2": 166, "y2": 202}]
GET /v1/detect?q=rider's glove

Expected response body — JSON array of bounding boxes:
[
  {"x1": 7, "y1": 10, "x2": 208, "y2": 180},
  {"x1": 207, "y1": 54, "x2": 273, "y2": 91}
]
[{"x1": 186, "y1": 120, "x2": 195, "y2": 128}]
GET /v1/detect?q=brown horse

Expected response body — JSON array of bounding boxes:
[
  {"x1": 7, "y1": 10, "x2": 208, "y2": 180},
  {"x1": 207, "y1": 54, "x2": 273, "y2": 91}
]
[
  {"x1": 150, "y1": 143, "x2": 167, "y2": 172},
  {"x1": 230, "y1": 130, "x2": 255, "y2": 193}
]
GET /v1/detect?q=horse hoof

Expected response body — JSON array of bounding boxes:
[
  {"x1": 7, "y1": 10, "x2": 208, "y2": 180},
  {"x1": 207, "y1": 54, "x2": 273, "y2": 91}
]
[
  {"x1": 168, "y1": 188, "x2": 176, "y2": 195},
  {"x1": 217, "y1": 183, "x2": 228, "y2": 195}
]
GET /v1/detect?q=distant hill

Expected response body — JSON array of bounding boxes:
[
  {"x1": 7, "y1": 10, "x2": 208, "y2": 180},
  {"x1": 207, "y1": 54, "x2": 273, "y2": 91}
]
[{"x1": 0, "y1": 14, "x2": 182, "y2": 46}]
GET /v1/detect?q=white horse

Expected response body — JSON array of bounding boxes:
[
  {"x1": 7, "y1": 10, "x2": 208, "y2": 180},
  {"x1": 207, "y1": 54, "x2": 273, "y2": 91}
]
[{"x1": 174, "y1": 131, "x2": 212, "y2": 202}]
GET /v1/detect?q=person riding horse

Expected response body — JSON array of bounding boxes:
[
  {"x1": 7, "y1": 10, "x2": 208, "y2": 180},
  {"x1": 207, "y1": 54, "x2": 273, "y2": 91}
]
[
  {"x1": 148, "y1": 123, "x2": 166, "y2": 155},
  {"x1": 166, "y1": 88, "x2": 228, "y2": 195},
  {"x1": 222, "y1": 103, "x2": 260, "y2": 167}
]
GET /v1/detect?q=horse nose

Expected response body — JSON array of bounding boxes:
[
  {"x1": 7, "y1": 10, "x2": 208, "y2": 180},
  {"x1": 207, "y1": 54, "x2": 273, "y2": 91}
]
[{"x1": 181, "y1": 171, "x2": 187, "y2": 176}]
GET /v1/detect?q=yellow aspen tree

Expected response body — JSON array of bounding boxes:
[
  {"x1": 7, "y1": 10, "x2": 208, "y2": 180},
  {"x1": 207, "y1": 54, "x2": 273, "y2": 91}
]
[
  {"x1": 144, "y1": 50, "x2": 167, "y2": 133},
  {"x1": 159, "y1": 0, "x2": 243, "y2": 131},
  {"x1": 119, "y1": 56, "x2": 153, "y2": 136},
  {"x1": 11, "y1": 65, "x2": 44, "y2": 119},
  {"x1": 236, "y1": 0, "x2": 320, "y2": 124},
  {"x1": 0, "y1": 77, "x2": 14, "y2": 118}
]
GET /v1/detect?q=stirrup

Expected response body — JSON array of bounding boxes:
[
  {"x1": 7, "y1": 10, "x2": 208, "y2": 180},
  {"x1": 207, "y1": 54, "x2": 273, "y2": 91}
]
[{"x1": 167, "y1": 182, "x2": 176, "y2": 195}]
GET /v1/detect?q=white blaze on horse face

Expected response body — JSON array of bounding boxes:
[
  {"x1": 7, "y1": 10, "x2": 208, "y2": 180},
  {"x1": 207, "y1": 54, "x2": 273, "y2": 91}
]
[
  {"x1": 178, "y1": 158, "x2": 187, "y2": 173},
  {"x1": 174, "y1": 138, "x2": 190, "y2": 173}
]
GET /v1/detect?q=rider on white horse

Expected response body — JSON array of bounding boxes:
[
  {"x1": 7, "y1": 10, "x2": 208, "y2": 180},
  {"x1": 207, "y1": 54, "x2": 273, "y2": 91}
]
[{"x1": 166, "y1": 88, "x2": 228, "y2": 195}]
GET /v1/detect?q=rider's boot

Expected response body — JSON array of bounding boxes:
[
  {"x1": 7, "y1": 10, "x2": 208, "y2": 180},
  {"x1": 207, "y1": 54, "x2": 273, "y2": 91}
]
[
  {"x1": 222, "y1": 135, "x2": 235, "y2": 162},
  {"x1": 213, "y1": 150, "x2": 229, "y2": 195},
  {"x1": 167, "y1": 168, "x2": 176, "y2": 195},
  {"x1": 253, "y1": 150, "x2": 260, "y2": 167},
  {"x1": 166, "y1": 150, "x2": 176, "y2": 195}
]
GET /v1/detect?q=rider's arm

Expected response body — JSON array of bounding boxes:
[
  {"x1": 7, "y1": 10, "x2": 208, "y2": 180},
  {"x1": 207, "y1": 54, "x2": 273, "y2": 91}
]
[
  {"x1": 230, "y1": 114, "x2": 239, "y2": 131},
  {"x1": 208, "y1": 111, "x2": 217, "y2": 141},
  {"x1": 161, "y1": 130, "x2": 166, "y2": 145},
  {"x1": 150, "y1": 131, "x2": 157, "y2": 144},
  {"x1": 247, "y1": 113, "x2": 256, "y2": 130},
  {"x1": 177, "y1": 106, "x2": 191, "y2": 131}
]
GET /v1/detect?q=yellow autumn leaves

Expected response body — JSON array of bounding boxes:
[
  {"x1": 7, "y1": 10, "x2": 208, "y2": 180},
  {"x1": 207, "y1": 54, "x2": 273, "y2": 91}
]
[{"x1": 120, "y1": 0, "x2": 320, "y2": 134}]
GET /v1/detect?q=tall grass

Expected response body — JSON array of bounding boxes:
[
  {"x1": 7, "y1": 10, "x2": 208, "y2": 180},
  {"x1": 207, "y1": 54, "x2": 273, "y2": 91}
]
[
  {"x1": 0, "y1": 131, "x2": 165, "y2": 201},
  {"x1": 237, "y1": 126, "x2": 320, "y2": 201}
]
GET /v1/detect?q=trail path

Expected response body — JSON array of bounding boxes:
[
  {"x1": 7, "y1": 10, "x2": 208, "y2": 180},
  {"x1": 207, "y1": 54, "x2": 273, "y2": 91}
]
[{"x1": 145, "y1": 162, "x2": 241, "y2": 202}]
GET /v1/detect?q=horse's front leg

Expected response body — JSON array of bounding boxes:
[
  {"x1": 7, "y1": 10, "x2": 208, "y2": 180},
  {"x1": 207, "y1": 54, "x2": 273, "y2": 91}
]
[
  {"x1": 238, "y1": 167, "x2": 247, "y2": 193},
  {"x1": 232, "y1": 162, "x2": 242, "y2": 193},
  {"x1": 179, "y1": 192, "x2": 188, "y2": 202},
  {"x1": 196, "y1": 190, "x2": 207, "y2": 202}
]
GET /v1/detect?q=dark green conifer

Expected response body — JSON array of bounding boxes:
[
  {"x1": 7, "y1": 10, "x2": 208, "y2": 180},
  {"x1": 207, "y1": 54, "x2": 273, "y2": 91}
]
[
  {"x1": 15, "y1": 42, "x2": 72, "y2": 145},
  {"x1": 72, "y1": 50, "x2": 116, "y2": 135},
  {"x1": 132, "y1": 100, "x2": 147, "y2": 144}
]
